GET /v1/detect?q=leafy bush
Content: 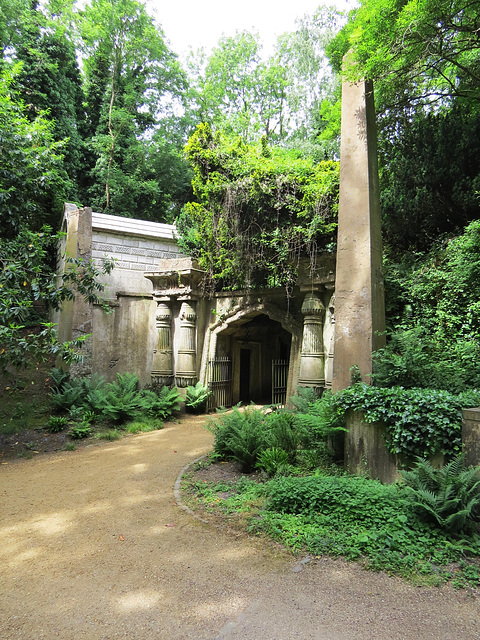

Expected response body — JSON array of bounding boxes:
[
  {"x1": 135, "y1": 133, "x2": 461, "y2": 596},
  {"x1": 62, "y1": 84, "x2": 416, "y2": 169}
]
[
  {"x1": 49, "y1": 368, "x2": 70, "y2": 392},
  {"x1": 266, "y1": 412, "x2": 304, "y2": 463},
  {"x1": 51, "y1": 381, "x2": 84, "y2": 411},
  {"x1": 185, "y1": 382, "x2": 211, "y2": 413},
  {"x1": 256, "y1": 447, "x2": 290, "y2": 477},
  {"x1": 102, "y1": 372, "x2": 146, "y2": 423},
  {"x1": 266, "y1": 474, "x2": 401, "y2": 524},
  {"x1": 206, "y1": 405, "x2": 268, "y2": 472},
  {"x1": 143, "y1": 385, "x2": 181, "y2": 419},
  {"x1": 69, "y1": 421, "x2": 91, "y2": 439},
  {"x1": 291, "y1": 390, "x2": 346, "y2": 453},
  {"x1": 45, "y1": 415, "x2": 69, "y2": 433},
  {"x1": 336, "y1": 383, "x2": 480, "y2": 459},
  {"x1": 402, "y1": 455, "x2": 480, "y2": 534}
]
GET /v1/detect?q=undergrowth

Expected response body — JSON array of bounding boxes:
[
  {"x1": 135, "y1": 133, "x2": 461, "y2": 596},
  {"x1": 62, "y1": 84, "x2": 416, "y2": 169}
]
[{"x1": 183, "y1": 470, "x2": 480, "y2": 589}]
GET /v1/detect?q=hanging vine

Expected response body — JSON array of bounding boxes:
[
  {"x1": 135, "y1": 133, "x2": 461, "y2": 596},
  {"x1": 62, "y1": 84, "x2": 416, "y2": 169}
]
[{"x1": 177, "y1": 123, "x2": 339, "y2": 294}]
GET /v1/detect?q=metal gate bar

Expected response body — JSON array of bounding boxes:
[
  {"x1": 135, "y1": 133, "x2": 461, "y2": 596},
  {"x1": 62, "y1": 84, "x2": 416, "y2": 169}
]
[
  {"x1": 272, "y1": 359, "x2": 289, "y2": 406},
  {"x1": 207, "y1": 356, "x2": 233, "y2": 411}
]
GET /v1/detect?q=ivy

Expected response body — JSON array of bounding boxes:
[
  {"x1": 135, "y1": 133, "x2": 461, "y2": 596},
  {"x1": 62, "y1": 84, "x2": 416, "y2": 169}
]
[
  {"x1": 178, "y1": 124, "x2": 339, "y2": 292},
  {"x1": 335, "y1": 384, "x2": 480, "y2": 460}
]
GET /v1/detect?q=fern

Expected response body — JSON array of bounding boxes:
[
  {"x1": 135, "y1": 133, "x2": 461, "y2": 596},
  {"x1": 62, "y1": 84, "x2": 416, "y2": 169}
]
[
  {"x1": 185, "y1": 382, "x2": 211, "y2": 413},
  {"x1": 402, "y1": 455, "x2": 480, "y2": 533}
]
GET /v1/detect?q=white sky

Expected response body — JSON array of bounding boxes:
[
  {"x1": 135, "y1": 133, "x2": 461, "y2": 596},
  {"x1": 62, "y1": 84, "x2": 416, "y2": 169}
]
[{"x1": 147, "y1": 0, "x2": 355, "y2": 59}]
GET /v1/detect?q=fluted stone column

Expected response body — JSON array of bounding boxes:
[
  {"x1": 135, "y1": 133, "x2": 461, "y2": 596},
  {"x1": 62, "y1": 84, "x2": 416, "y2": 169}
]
[
  {"x1": 298, "y1": 292, "x2": 325, "y2": 389},
  {"x1": 175, "y1": 301, "x2": 197, "y2": 387},
  {"x1": 151, "y1": 302, "x2": 173, "y2": 386}
]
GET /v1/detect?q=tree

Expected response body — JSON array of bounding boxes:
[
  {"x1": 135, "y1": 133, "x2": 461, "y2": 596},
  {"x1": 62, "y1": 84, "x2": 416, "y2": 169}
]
[
  {"x1": 328, "y1": 0, "x2": 480, "y2": 111},
  {"x1": 78, "y1": 0, "x2": 188, "y2": 218},
  {"x1": 10, "y1": 2, "x2": 87, "y2": 197},
  {"x1": 178, "y1": 124, "x2": 339, "y2": 292},
  {"x1": 0, "y1": 65, "x2": 70, "y2": 237},
  {"x1": 0, "y1": 226, "x2": 114, "y2": 373}
]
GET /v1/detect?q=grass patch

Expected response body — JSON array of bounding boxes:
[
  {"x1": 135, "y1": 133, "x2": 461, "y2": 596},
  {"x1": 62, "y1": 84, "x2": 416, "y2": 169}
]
[
  {"x1": 125, "y1": 417, "x2": 164, "y2": 434},
  {"x1": 95, "y1": 429, "x2": 122, "y2": 441}
]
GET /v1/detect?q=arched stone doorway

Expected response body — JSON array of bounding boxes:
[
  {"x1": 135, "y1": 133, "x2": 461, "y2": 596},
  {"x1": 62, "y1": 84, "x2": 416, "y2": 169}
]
[{"x1": 205, "y1": 307, "x2": 298, "y2": 409}]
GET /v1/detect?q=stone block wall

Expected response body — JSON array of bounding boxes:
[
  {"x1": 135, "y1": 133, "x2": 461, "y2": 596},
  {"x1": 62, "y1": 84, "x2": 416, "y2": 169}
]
[{"x1": 91, "y1": 212, "x2": 182, "y2": 298}]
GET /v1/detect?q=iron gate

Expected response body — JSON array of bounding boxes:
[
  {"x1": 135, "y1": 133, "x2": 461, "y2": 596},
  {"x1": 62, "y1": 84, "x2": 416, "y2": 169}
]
[
  {"x1": 272, "y1": 359, "x2": 289, "y2": 406},
  {"x1": 207, "y1": 356, "x2": 233, "y2": 410}
]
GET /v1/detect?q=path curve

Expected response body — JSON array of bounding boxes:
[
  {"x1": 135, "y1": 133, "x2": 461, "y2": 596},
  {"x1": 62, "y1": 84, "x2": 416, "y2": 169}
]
[{"x1": 0, "y1": 417, "x2": 478, "y2": 640}]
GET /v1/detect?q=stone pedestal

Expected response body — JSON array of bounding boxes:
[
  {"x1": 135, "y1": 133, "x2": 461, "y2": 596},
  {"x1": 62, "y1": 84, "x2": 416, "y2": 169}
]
[
  {"x1": 176, "y1": 301, "x2": 197, "y2": 387},
  {"x1": 298, "y1": 292, "x2": 325, "y2": 390},
  {"x1": 151, "y1": 302, "x2": 173, "y2": 386}
]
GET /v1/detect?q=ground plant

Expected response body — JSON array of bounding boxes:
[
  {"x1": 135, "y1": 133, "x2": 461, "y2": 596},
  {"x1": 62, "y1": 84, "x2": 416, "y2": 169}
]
[{"x1": 183, "y1": 468, "x2": 480, "y2": 588}]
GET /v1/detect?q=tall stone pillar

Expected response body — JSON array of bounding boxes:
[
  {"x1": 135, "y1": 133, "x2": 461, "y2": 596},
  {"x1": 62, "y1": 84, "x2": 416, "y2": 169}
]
[
  {"x1": 332, "y1": 76, "x2": 385, "y2": 392},
  {"x1": 175, "y1": 300, "x2": 197, "y2": 387},
  {"x1": 298, "y1": 292, "x2": 325, "y2": 390},
  {"x1": 151, "y1": 301, "x2": 173, "y2": 386}
]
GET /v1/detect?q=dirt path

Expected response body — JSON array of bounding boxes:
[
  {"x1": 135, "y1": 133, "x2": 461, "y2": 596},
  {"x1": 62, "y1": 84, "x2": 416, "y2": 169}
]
[{"x1": 0, "y1": 417, "x2": 478, "y2": 640}]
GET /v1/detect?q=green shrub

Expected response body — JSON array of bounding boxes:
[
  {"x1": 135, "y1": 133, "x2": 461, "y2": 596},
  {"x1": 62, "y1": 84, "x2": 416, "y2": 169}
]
[
  {"x1": 69, "y1": 421, "x2": 91, "y2": 439},
  {"x1": 45, "y1": 415, "x2": 69, "y2": 433},
  {"x1": 51, "y1": 381, "x2": 84, "y2": 411},
  {"x1": 266, "y1": 474, "x2": 401, "y2": 525},
  {"x1": 125, "y1": 417, "x2": 164, "y2": 433},
  {"x1": 256, "y1": 447, "x2": 290, "y2": 477},
  {"x1": 207, "y1": 405, "x2": 268, "y2": 473},
  {"x1": 266, "y1": 412, "x2": 304, "y2": 463},
  {"x1": 102, "y1": 372, "x2": 146, "y2": 423},
  {"x1": 143, "y1": 385, "x2": 181, "y2": 419},
  {"x1": 185, "y1": 382, "x2": 211, "y2": 413},
  {"x1": 49, "y1": 367, "x2": 70, "y2": 392},
  {"x1": 95, "y1": 429, "x2": 121, "y2": 441},
  {"x1": 402, "y1": 455, "x2": 480, "y2": 534}
]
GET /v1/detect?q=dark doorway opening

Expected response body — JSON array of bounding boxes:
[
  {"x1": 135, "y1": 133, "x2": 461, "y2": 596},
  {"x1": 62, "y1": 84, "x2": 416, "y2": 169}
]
[{"x1": 239, "y1": 348, "x2": 251, "y2": 402}]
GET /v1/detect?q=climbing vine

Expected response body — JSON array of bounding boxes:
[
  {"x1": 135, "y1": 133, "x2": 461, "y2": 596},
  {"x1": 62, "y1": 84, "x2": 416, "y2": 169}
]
[{"x1": 177, "y1": 124, "x2": 339, "y2": 292}]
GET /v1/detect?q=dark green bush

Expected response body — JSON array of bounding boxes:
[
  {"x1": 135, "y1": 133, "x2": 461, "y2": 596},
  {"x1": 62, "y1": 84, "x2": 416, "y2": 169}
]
[
  {"x1": 45, "y1": 415, "x2": 69, "y2": 433},
  {"x1": 256, "y1": 447, "x2": 290, "y2": 477},
  {"x1": 266, "y1": 474, "x2": 401, "y2": 525},
  {"x1": 206, "y1": 405, "x2": 268, "y2": 472},
  {"x1": 143, "y1": 386, "x2": 181, "y2": 419}
]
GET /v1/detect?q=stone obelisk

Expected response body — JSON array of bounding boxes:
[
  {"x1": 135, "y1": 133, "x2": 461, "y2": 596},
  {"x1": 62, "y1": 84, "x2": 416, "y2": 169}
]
[{"x1": 332, "y1": 74, "x2": 385, "y2": 392}]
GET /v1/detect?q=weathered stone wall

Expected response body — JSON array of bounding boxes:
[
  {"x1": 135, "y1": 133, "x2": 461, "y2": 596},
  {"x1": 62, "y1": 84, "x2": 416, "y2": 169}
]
[
  {"x1": 91, "y1": 212, "x2": 182, "y2": 299},
  {"x1": 462, "y1": 408, "x2": 480, "y2": 467}
]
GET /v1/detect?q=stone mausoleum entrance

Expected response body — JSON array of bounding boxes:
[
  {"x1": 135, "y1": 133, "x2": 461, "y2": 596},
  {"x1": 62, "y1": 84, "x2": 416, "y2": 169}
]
[{"x1": 213, "y1": 313, "x2": 291, "y2": 406}]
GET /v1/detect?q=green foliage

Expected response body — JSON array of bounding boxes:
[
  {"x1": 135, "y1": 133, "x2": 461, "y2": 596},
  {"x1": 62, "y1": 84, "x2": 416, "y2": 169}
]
[
  {"x1": 142, "y1": 385, "x2": 181, "y2": 419},
  {"x1": 45, "y1": 415, "x2": 69, "y2": 433},
  {"x1": 189, "y1": 471, "x2": 480, "y2": 585},
  {"x1": 336, "y1": 384, "x2": 480, "y2": 459},
  {"x1": 206, "y1": 405, "x2": 268, "y2": 473},
  {"x1": 266, "y1": 412, "x2": 304, "y2": 464},
  {"x1": 69, "y1": 421, "x2": 91, "y2": 439},
  {"x1": 180, "y1": 124, "x2": 339, "y2": 292},
  {"x1": 125, "y1": 417, "x2": 164, "y2": 434},
  {"x1": 0, "y1": 225, "x2": 114, "y2": 373},
  {"x1": 49, "y1": 368, "x2": 70, "y2": 393},
  {"x1": 95, "y1": 429, "x2": 121, "y2": 441},
  {"x1": 102, "y1": 372, "x2": 145, "y2": 423},
  {"x1": 0, "y1": 66, "x2": 70, "y2": 237},
  {"x1": 185, "y1": 382, "x2": 211, "y2": 413},
  {"x1": 402, "y1": 455, "x2": 480, "y2": 534},
  {"x1": 290, "y1": 389, "x2": 346, "y2": 451},
  {"x1": 256, "y1": 447, "x2": 290, "y2": 477},
  {"x1": 329, "y1": 0, "x2": 480, "y2": 109},
  {"x1": 377, "y1": 221, "x2": 480, "y2": 391},
  {"x1": 51, "y1": 382, "x2": 84, "y2": 412}
]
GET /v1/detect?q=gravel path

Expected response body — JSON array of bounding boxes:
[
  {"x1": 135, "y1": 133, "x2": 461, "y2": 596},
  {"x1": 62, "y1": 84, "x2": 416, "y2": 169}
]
[{"x1": 1, "y1": 416, "x2": 478, "y2": 640}]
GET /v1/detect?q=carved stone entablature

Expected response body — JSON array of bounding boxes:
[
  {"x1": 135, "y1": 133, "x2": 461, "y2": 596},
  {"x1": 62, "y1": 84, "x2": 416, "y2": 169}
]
[{"x1": 144, "y1": 257, "x2": 206, "y2": 299}]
